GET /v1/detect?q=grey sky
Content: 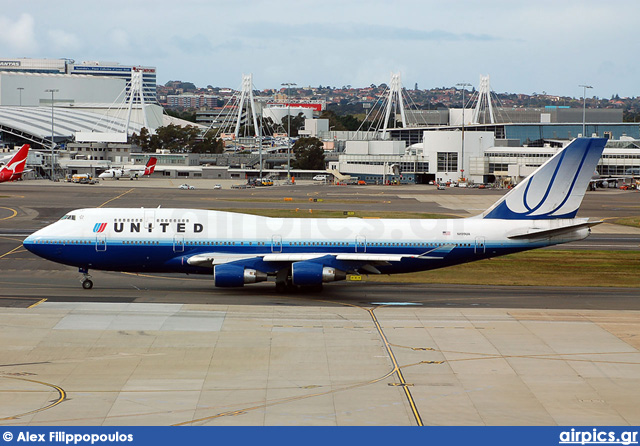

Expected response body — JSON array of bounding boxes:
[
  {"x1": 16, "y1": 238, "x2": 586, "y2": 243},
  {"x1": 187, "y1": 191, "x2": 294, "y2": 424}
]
[{"x1": 1, "y1": 0, "x2": 638, "y2": 98}]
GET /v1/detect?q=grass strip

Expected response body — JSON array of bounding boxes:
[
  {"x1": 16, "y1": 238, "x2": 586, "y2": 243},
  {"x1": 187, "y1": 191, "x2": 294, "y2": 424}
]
[
  {"x1": 364, "y1": 250, "x2": 640, "y2": 288},
  {"x1": 207, "y1": 208, "x2": 639, "y2": 287},
  {"x1": 613, "y1": 216, "x2": 640, "y2": 228}
]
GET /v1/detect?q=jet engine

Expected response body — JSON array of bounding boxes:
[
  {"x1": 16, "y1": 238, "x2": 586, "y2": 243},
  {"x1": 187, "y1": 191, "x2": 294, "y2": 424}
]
[
  {"x1": 214, "y1": 264, "x2": 268, "y2": 287},
  {"x1": 291, "y1": 261, "x2": 346, "y2": 286}
]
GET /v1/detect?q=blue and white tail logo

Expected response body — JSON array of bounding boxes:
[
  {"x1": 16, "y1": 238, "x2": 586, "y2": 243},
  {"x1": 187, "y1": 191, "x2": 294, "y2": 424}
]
[{"x1": 483, "y1": 138, "x2": 607, "y2": 220}]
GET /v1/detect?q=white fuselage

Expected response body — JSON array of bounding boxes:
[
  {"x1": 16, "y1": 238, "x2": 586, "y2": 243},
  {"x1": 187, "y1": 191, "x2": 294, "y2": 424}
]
[{"x1": 23, "y1": 208, "x2": 590, "y2": 276}]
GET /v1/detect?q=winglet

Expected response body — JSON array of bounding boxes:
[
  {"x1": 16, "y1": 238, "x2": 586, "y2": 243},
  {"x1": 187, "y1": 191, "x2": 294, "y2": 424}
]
[{"x1": 482, "y1": 138, "x2": 606, "y2": 220}]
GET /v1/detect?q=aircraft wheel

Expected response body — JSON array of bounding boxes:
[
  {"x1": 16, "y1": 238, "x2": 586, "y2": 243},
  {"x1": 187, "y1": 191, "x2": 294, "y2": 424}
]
[
  {"x1": 275, "y1": 281, "x2": 287, "y2": 293},
  {"x1": 82, "y1": 279, "x2": 93, "y2": 290}
]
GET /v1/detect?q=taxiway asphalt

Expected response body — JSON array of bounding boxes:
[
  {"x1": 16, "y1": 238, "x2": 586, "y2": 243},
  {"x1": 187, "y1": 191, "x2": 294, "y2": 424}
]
[{"x1": 0, "y1": 181, "x2": 638, "y2": 426}]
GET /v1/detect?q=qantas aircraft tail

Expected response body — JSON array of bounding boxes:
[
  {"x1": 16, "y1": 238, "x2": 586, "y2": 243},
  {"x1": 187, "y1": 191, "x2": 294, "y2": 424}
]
[
  {"x1": 144, "y1": 157, "x2": 157, "y2": 176},
  {"x1": 0, "y1": 144, "x2": 30, "y2": 183}
]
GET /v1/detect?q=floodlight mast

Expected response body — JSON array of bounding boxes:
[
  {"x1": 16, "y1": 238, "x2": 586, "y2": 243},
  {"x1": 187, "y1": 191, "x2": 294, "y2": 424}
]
[
  {"x1": 456, "y1": 82, "x2": 471, "y2": 182},
  {"x1": 44, "y1": 88, "x2": 59, "y2": 181},
  {"x1": 282, "y1": 82, "x2": 296, "y2": 181},
  {"x1": 579, "y1": 84, "x2": 593, "y2": 137}
]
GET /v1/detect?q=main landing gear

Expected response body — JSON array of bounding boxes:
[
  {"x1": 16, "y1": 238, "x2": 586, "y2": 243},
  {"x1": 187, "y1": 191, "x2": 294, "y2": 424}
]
[
  {"x1": 79, "y1": 267, "x2": 93, "y2": 289},
  {"x1": 274, "y1": 269, "x2": 295, "y2": 294}
]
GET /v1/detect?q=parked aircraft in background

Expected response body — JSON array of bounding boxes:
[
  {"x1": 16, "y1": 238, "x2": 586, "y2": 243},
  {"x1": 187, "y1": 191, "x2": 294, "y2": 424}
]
[
  {"x1": 24, "y1": 138, "x2": 607, "y2": 292},
  {"x1": 98, "y1": 157, "x2": 157, "y2": 180},
  {"x1": 589, "y1": 169, "x2": 639, "y2": 190},
  {"x1": 0, "y1": 144, "x2": 30, "y2": 183}
]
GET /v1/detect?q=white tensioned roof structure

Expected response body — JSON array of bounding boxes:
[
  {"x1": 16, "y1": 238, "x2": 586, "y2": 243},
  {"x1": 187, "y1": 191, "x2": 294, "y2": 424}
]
[{"x1": 0, "y1": 106, "x2": 148, "y2": 147}]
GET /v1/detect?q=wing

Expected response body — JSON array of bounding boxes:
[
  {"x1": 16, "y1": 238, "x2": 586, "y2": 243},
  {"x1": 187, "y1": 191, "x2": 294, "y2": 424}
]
[{"x1": 186, "y1": 244, "x2": 457, "y2": 275}]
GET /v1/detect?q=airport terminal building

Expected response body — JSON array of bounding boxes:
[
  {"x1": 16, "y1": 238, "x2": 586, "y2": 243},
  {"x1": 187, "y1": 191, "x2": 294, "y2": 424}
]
[
  {"x1": 0, "y1": 58, "x2": 157, "y2": 104},
  {"x1": 333, "y1": 124, "x2": 640, "y2": 186}
]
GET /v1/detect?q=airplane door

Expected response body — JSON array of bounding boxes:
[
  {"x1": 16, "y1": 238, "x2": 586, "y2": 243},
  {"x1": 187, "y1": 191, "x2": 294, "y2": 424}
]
[
  {"x1": 173, "y1": 235, "x2": 184, "y2": 252},
  {"x1": 271, "y1": 235, "x2": 282, "y2": 253},
  {"x1": 96, "y1": 235, "x2": 107, "y2": 252},
  {"x1": 143, "y1": 209, "x2": 155, "y2": 231},
  {"x1": 475, "y1": 237, "x2": 485, "y2": 254},
  {"x1": 355, "y1": 235, "x2": 366, "y2": 253}
]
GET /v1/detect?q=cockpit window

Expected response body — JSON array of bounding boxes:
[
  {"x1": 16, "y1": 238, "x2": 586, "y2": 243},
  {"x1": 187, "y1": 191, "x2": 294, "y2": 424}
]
[{"x1": 60, "y1": 214, "x2": 77, "y2": 221}]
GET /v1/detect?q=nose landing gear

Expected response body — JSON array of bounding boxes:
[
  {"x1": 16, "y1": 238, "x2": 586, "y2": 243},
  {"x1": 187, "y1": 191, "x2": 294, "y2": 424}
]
[{"x1": 79, "y1": 267, "x2": 93, "y2": 289}]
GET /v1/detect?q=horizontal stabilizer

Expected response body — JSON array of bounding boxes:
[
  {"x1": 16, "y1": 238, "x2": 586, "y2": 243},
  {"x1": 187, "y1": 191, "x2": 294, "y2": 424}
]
[{"x1": 507, "y1": 221, "x2": 602, "y2": 239}]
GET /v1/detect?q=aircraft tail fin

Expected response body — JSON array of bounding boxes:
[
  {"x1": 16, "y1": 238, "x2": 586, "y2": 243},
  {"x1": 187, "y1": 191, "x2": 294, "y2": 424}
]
[
  {"x1": 2, "y1": 144, "x2": 30, "y2": 181},
  {"x1": 144, "y1": 157, "x2": 157, "y2": 175},
  {"x1": 482, "y1": 138, "x2": 606, "y2": 220}
]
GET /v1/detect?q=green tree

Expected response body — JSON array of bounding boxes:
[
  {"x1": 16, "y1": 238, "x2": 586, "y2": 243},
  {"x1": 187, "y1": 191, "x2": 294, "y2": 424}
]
[
  {"x1": 319, "y1": 110, "x2": 346, "y2": 131},
  {"x1": 130, "y1": 127, "x2": 152, "y2": 152},
  {"x1": 191, "y1": 132, "x2": 224, "y2": 154},
  {"x1": 281, "y1": 112, "x2": 306, "y2": 137},
  {"x1": 165, "y1": 109, "x2": 197, "y2": 122},
  {"x1": 291, "y1": 137, "x2": 325, "y2": 170},
  {"x1": 152, "y1": 124, "x2": 201, "y2": 152},
  {"x1": 338, "y1": 114, "x2": 362, "y2": 131}
]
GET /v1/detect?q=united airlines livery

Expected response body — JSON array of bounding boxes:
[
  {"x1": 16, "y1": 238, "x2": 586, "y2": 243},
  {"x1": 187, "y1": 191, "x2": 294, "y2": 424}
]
[{"x1": 24, "y1": 138, "x2": 607, "y2": 292}]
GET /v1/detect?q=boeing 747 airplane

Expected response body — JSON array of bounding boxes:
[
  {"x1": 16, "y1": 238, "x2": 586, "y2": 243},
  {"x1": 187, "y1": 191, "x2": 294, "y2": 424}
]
[
  {"x1": 0, "y1": 144, "x2": 29, "y2": 183},
  {"x1": 24, "y1": 138, "x2": 606, "y2": 292}
]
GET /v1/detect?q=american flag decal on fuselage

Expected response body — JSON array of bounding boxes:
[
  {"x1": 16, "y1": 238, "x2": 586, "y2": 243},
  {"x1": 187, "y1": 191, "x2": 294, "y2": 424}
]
[{"x1": 93, "y1": 223, "x2": 107, "y2": 233}]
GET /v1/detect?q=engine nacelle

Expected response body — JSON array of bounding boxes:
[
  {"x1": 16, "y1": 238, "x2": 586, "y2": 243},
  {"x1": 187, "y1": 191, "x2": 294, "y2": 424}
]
[
  {"x1": 214, "y1": 264, "x2": 268, "y2": 287},
  {"x1": 291, "y1": 262, "x2": 346, "y2": 286}
]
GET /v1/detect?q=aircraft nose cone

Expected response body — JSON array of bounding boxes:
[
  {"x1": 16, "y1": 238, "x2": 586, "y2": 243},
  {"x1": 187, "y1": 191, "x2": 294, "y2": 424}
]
[
  {"x1": 23, "y1": 234, "x2": 37, "y2": 254},
  {"x1": 23, "y1": 227, "x2": 49, "y2": 255}
]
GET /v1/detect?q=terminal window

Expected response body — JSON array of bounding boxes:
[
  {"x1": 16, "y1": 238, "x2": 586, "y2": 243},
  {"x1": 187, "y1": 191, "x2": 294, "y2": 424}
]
[{"x1": 437, "y1": 152, "x2": 458, "y2": 172}]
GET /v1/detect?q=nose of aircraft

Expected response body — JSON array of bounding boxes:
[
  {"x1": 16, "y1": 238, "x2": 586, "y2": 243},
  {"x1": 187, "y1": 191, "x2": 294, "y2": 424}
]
[
  {"x1": 22, "y1": 232, "x2": 38, "y2": 255},
  {"x1": 22, "y1": 228, "x2": 60, "y2": 261}
]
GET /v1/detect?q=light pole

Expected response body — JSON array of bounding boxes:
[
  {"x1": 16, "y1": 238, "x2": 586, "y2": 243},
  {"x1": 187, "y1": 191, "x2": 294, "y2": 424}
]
[
  {"x1": 17, "y1": 87, "x2": 24, "y2": 106},
  {"x1": 579, "y1": 84, "x2": 593, "y2": 137},
  {"x1": 45, "y1": 89, "x2": 59, "y2": 181},
  {"x1": 456, "y1": 82, "x2": 471, "y2": 182},
  {"x1": 281, "y1": 82, "x2": 296, "y2": 181}
]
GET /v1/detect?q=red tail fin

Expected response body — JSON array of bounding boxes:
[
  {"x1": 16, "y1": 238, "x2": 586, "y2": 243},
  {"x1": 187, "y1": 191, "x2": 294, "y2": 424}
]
[
  {"x1": 0, "y1": 144, "x2": 30, "y2": 183},
  {"x1": 144, "y1": 157, "x2": 157, "y2": 175}
]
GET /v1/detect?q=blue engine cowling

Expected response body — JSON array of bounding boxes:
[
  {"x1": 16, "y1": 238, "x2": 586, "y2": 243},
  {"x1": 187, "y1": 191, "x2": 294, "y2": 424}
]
[
  {"x1": 214, "y1": 264, "x2": 268, "y2": 287},
  {"x1": 291, "y1": 262, "x2": 346, "y2": 286}
]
